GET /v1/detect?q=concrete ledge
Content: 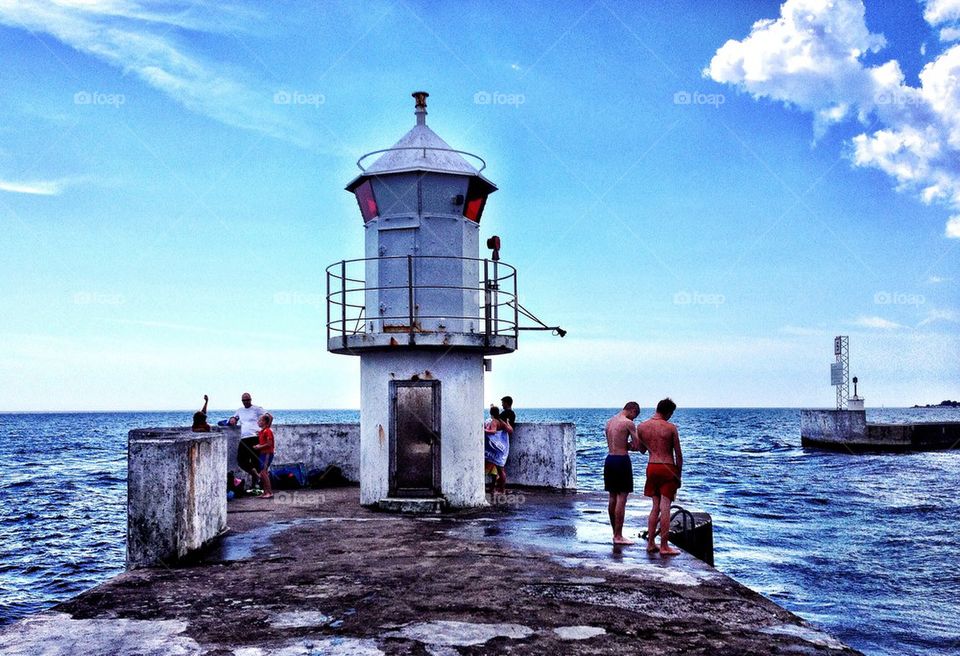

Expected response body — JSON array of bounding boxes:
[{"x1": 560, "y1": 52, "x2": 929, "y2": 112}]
[
  {"x1": 225, "y1": 423, "x2": 361, "y2": 482},
  {"x1": 225, "y1": 422, "x2": 575, "y2": 491},
  {"x1": 800, "y1": 410, "x2": 960, "y2": 452},
  {"x1": 799, "y1": 409, "x2": 867, "y2": 447},
  {"x1": 127, "y1": 428, "x2": 227, "y2": 569},
  {"x1": 508, "y1": 423, "x2": 577, "y2": 490}
]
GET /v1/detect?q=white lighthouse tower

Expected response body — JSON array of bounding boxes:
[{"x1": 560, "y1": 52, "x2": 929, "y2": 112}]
[{"x1": 327, "y1": 92, "x2": 519, "y2": 509}]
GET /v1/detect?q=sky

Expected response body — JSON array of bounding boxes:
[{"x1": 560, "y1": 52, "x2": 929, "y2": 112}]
[{"x1": 0, "y1": 0, "x2": 957, "y2": 412}]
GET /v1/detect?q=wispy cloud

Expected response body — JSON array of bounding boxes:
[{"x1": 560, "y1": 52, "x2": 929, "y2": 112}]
[
  {"x1": 705, "y1": 0, "x2": 960, "y2": 239},
  {"x1": 854, "y1": 316, "x2": 904, "y2": 330},
  {"x1": 917, "y1": 308, "x2": 959, "y2": 326},
  {"x1": 780, "y1": 325, "x2": 828, "y2": 336},
  {"x1": 0, "y1": 0, "x2": 322, "y2": 148},
  {"x1": 0, "y1": 178, "x2": 67, "y2": 195},
  {"x1": 927, "y1": 275, "x2": 951, "y2": 283}
]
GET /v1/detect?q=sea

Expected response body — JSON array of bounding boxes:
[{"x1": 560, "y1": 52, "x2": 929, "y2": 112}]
[{"x1": 1, "y1": 407, "x2": 958, "y2": 655}]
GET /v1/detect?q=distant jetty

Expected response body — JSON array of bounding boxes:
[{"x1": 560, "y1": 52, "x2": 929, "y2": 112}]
[
  {"x1": 912, "y1": 400, "x2": 959, "y2": 408},
  {"x1": 800, "y1": 409, "x2": 960, "y2": 453}
]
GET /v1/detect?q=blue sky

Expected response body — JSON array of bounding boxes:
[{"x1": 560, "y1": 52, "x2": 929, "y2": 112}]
[{"x1": 0, "y1": 0, "x2": 957, "y2": 411}]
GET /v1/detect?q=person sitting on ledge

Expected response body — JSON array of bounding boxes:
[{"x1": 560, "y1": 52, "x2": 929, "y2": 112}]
[{"x1": 191, "y1": 394, "x2": 211, "y2": 433}]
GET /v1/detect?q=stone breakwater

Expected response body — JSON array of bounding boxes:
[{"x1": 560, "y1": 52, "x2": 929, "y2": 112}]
[{"x1": 0, "y1": 488, "x2": 859, "y2": 655}]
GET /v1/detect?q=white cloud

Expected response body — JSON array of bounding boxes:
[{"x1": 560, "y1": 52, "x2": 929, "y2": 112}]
[
  {"x1": 940, "y1": 26, "x2": 960, "y2": 41},
  {"x1": 947, "y1": 215, "x2": 960, "y2": 237},
  {"x1": 705, "y1": 0, "x2": 960, "y2": 238},
  {"x1": 0, "y1": 1, "x2": 321, "y2": 148},
  {"x1": 0, "y1": 178, "x2": 66, "y2": 195},
  {"x1": 927, "y1": 275, "x2": 951, "y2": 283},
  {"x1": 917, "y1": 308, "x2": 959, "y2": 326},
  {"x1": 924, "y1": 0, "x2": 960, "y2": 25},
  {"x1": 854, "y1": 315, "x2": 904, "y2": 329}
]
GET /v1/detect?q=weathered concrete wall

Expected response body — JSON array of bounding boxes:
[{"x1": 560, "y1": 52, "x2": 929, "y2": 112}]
[
  {"x1": 801, "y1": 410, "x2": 960, "y2": 452},
  {"x1": 508, "y1": 423, "x2": 576, "y2": 490},
  {"x1": 127, "y1": 428, "x2": 227, "y2": 569},
  {"x1": 799, "y1": 410, "x2": 866, "y2": 447},
  {"x1": 225, "y1": 423, "x2": 360, "y2": 482},
  {"x1": 865, "y1": 422, "x2": 960, "y2": 451},
  {"x1": 360, "y1": 351, "x2": 486, "y2": 507}
]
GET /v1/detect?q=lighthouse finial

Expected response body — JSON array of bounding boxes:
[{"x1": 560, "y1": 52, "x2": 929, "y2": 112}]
[{"x1": 412, "y1": 91, "x2": 428, "y2": 126}]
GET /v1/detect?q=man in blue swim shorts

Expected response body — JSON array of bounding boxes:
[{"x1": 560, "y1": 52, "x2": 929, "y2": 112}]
[{"x1": 604, "y1": 401, "x2": 645, "y2": 545}]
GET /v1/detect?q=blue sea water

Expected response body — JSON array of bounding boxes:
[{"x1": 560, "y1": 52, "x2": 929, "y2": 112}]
[{"x1": 1, "y1": 407, "x2": 958, "y2": 655}]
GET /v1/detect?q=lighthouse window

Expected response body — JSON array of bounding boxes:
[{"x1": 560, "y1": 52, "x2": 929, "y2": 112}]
[
  {"x1": 355, "y1": 180, "x2": 379, "y2": 222},
  {"x1": 463, "y1": 178, "x2": 487, "y2": 222}
]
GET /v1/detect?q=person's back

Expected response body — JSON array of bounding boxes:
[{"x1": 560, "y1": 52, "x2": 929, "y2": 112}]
[
  {"x1": 638, "y1": 415, "x2": 679, "y2": 465},
  {"x1": 603, "y1": 409, "x2": 639, "y2": 456}
]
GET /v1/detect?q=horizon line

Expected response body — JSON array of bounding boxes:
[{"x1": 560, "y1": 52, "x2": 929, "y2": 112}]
[{"x1": 0, "y1": 405, "x2": 935, "y2": 415}]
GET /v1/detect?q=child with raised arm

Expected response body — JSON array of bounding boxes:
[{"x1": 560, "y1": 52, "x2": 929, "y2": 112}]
[{"x1": 253, "y1": 413, "x2": 275, "y2": 499}]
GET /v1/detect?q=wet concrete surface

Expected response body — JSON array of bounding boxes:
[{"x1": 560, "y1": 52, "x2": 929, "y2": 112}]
[{"x1": 1, "y1": 488, "x2": 860, "y2": 655}]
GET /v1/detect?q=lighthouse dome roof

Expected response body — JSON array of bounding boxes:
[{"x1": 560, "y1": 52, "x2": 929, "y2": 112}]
[{"x1": 362, "y1": 123, "x2": 480, "y2": 176}]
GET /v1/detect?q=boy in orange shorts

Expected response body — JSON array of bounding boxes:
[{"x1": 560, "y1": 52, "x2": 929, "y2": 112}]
[{"x1": 637, "y1": 398, "x2": 683, "y2": 555}]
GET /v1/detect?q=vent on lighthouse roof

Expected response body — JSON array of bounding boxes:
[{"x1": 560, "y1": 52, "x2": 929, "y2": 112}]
[{"x1": 346, "y1": 92, "x2": 496, "y2": 192}]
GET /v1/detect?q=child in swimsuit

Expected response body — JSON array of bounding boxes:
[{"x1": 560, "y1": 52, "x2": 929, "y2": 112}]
[{"x1": 253, "y1": 413, "x2": 275, "y2": 499}]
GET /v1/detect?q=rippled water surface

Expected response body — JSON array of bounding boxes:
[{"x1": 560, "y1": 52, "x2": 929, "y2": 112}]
[{"x1": 1, "y1": 407, "x2": 958, "y2": 655}]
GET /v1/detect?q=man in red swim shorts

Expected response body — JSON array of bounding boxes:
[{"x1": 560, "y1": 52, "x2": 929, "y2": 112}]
[{"x1": 637, "y1": 398, "x2": 683, "y2": 555}]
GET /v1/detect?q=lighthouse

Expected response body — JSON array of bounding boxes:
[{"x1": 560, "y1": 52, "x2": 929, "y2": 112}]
[{"x1": 327, "y1": 92, "x2": 519, "y2": 509}]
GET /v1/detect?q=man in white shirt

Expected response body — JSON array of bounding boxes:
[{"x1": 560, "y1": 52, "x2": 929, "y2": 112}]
[{"x1": 230, "y1": 392, "x2": 266, "y2": 487}]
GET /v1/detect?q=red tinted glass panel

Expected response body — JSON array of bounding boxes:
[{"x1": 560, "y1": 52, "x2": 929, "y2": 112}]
[
  {"x1": 463, "y1": 179, "x2": 487, "y2": 222},
  {"x1": 355, "y1": 180, "x2": 378, "y2": 222}
]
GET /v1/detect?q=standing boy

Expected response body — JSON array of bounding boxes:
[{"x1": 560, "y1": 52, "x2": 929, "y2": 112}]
[
  {"x1": 604, "y1": 402, "x2": 643, "y2": 545},
  {"x1": 638, "y1": 398, "x2": 683, "y2": 555}
]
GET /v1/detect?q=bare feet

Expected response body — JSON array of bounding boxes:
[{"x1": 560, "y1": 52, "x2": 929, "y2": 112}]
[
  {"x1": 646, "y1": 544, "x2": 659, "y2": 553},
  {"x1": 613, "y1": 536, "x2": 635, "y2": 545},
  {"x1": 259, "y1": 493, "x2": 273, "y2": 499},
  {"x1": 659, "y1": 545, "x2": 681, "y2": 556}
]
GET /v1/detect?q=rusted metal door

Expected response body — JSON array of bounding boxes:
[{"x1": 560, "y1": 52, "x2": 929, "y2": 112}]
[{"x1": 389, "y1": 380, "x2": 441, "y2": 497}]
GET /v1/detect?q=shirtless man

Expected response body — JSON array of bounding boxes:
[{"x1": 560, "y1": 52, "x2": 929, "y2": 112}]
[
  {"x1": 638, "y1": 398, "x2": 683, "y2": 555},
  {"x1": 604, "y1": 401, "x2": 644, "y2": 545}
]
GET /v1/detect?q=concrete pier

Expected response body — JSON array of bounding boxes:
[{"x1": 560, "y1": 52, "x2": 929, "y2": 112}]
[
  {"x1": 0, "y1": 488, "x2": 859, "y2": 655},
  {"x1": 129, "y1": 423, "x2": 577, "y2": 568},
  {"x1": 800, "y1": 409, "x2": 960, "y2": 452}
]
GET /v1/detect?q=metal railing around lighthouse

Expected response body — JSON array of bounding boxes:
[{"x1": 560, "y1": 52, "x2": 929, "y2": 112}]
[{"x1": 326, "y1": 255, "x2": 519, "y2": 349}]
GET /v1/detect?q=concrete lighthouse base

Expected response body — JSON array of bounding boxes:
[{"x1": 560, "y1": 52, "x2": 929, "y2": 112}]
[{"x1": 359, "y1": 349, "x2": 487, "y2": 508}]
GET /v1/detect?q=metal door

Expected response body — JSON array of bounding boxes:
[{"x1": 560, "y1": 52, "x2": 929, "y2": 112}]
[{"x1": 389, "y1": 380, "x2": 441, "y2": 497}]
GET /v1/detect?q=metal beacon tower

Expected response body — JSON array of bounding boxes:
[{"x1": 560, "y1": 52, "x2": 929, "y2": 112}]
[{"x1": 326, "y1": 92, "x2": 558, "y2": 510}]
